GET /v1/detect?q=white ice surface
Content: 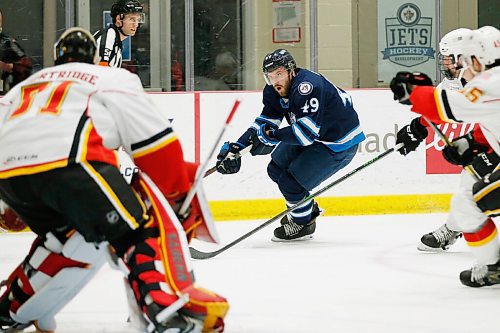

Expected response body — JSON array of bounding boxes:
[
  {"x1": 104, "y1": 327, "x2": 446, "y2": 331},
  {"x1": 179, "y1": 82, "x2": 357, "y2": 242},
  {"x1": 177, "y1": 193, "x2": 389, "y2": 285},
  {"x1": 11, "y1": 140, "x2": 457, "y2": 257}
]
[{"x1": 1, "y1": 213, "x2": 500, "y2": 332}]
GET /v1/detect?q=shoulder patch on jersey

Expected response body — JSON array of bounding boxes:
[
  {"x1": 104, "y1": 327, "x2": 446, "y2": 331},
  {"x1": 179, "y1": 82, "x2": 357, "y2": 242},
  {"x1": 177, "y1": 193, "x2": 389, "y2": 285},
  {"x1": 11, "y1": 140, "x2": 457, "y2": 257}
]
[{"x1": 298, "y1": 82, "x2": 313, "y2": 95}]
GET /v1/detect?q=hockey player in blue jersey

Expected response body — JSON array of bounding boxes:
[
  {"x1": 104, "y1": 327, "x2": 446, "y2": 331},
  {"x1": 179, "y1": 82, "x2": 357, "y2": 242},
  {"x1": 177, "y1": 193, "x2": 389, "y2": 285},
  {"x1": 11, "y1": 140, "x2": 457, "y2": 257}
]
[{"x1": 216, "y1": 49, "x2": 365, "y2": 241}]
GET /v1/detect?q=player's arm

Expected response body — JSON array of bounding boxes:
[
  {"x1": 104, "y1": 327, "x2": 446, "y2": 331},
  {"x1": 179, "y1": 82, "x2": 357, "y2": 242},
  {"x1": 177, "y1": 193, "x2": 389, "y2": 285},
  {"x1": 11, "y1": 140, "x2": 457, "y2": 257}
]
[
  {"x1": 261, "y1": 86, "x2": 322, "y2": 147},
  {"x1": 236, "y1": 88, "x2": 284, "y2": 148},
  {"x1": 409, "y1": 83, "x2": 497, "y2": 124},
  {"x1": 96, "y1": 72, "x2": 190, "y2": 198},
  {"x1": 216, "y1": 88, "x2": 283, "y2": 173}
]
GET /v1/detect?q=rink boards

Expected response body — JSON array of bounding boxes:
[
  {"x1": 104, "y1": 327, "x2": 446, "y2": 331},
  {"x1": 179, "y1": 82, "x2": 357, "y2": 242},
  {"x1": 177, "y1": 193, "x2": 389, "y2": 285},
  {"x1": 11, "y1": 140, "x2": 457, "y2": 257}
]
[{"x1": 148, "y1": 89, "x2": 462, "y2": 220}]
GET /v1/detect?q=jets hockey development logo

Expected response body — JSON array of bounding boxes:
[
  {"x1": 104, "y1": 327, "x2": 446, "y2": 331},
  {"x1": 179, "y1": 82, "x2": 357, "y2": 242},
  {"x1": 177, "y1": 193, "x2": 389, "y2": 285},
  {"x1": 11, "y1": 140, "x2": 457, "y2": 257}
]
[{"x1": 382, "y1": 3, "x2": 435, "y2": 67}]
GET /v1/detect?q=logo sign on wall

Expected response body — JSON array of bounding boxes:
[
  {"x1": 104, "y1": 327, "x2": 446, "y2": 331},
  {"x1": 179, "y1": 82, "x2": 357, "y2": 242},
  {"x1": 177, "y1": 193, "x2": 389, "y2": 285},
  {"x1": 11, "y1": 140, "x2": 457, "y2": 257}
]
[
  {"x1": 377, "y1": 1, "x2": 436, "y2": 84},
  {"x1": 425, "y1": 123, "x2": 475, "y2": 174}
]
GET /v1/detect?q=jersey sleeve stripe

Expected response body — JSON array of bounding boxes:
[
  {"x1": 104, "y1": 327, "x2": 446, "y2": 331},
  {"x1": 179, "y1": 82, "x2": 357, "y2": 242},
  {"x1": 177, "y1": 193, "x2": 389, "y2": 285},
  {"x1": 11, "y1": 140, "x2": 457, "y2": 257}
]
[
  {"x1": 434, "y1": 89, "x2": 459, "y2": 123},
  {"x1": 255, "y1": 115, "x2": 282, "y2": 128},
  {"x1": 292, "y1": 123, "x2": 314, "y2": 146},
  {"x1": 132, "y1": 132, "x2": 178, "y2": 159},
  {"x1": 131, "y1": 127, "x2": 174, "y2": 151},
  {"x1": 297, "y1": 117, "x2": 320, "y2": 135}
]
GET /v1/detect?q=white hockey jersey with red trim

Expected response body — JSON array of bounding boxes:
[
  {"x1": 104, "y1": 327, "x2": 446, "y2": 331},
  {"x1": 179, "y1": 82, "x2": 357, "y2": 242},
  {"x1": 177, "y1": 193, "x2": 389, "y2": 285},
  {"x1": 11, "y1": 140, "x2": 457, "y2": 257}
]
[
  {"x1": 0, "y1": 62, "x2": 174, "y2": 178},
  {"x1": 433, "y1": 67, "x2": 500, "y2": 155}
]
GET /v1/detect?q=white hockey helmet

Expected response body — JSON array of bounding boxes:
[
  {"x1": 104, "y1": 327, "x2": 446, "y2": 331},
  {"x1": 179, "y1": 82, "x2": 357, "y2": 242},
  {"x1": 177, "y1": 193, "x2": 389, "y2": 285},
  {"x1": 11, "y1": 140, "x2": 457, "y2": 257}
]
[
  {"x1": 438, "y1": 28, "x2": 472, "y2": 79},
  {"x1": 462, "y1": 26, "x2": 500, "y2": 72}
]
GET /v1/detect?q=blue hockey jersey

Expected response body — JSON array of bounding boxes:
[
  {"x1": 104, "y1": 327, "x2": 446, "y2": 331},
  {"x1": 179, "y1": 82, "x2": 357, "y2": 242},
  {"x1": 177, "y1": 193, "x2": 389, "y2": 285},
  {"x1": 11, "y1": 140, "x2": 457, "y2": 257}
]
[{"x1": 237, "y1": 68, "x2": 365, "y2": 152}]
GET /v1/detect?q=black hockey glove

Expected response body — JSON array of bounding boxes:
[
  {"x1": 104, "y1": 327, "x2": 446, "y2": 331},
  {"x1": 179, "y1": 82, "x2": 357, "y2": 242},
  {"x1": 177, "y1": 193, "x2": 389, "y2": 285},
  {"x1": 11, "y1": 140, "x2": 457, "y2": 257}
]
[
  {"x1": 250, "y1": 124, "x2": 280, "y2": 156},
  {"x1": 396, "y1": 117, "x2": 429, "y2": 156},
  {"x1": 390, "y1": 71, "x2": 433, "y2": 105},
  {"x1": 473, "y1": 169, "x2": 500, "y2": 217},
  {"x1": 470, "y1": 151, "x2": 500, "y2": 179},
  {"x1": 216, "y1": 141, "x2": 244, "y2": 174},
  {"x1": 442, "y1": 132, "x2": 489, "y2": 166}
]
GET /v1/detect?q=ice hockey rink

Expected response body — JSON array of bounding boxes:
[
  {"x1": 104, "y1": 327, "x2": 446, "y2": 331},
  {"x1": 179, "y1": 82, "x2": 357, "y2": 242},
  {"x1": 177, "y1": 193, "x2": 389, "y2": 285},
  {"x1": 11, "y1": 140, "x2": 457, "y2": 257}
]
[{"x1": 1, "y1": 213, "x2": 500, "y2": 333}]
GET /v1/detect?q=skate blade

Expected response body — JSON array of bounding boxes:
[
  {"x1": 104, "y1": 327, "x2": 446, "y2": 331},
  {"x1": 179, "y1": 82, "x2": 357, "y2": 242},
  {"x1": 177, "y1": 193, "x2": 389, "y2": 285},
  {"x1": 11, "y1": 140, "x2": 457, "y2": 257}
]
[
  {"x1": 417, "y1": 243, "x2": 449, "y2": 252},
  {"x1": 271, "y1": 234, "x2": 314, "y2": 242}
]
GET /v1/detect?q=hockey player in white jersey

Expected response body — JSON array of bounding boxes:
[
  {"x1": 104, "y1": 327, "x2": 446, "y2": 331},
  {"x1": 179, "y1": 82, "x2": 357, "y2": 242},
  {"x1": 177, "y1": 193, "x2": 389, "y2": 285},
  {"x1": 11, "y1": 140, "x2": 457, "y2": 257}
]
[
  {"x1": 436, "y1": 28, "x2": 474, "y2": 90},
  {"x1": 390, "y1": 28, "x2": 495, "y2": 252},
  {"x1": 391, "y1": 26, "x2": 500, "y2": 287},
  {"x1": 94, "y1": 0, "x2": 144, "y2": 68},
  {"x1": 0, "y1": 28, "x2": 228, "y2": 332}
]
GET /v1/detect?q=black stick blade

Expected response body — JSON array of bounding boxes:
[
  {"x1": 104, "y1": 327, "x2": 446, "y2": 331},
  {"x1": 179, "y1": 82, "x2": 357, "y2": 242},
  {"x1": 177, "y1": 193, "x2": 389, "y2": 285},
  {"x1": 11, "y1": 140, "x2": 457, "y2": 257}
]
[{"x1": 189, "y1": 247, "x2": 220, "y2": 260}]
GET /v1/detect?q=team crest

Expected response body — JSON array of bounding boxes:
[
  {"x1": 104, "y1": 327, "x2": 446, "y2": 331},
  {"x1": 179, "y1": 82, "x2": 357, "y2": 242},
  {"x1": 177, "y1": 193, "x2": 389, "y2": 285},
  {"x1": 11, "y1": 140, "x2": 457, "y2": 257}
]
[
  {"x1": 298, "y1": 82, "x2": 313, "y2": 95},
  {"x1": 381, "y1": 3, "x2": 435, "y2": 67}
]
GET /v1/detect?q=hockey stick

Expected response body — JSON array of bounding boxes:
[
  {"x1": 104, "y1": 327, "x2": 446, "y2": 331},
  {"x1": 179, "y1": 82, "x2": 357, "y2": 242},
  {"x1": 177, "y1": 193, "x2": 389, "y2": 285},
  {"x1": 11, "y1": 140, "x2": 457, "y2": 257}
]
[
  {"x1": 423, "y1": 117, "x2": 480, "y2": 181},
  {"x1": 178, "y1": 100, "x2": 241, "y2": 216},
  {"x1": 189, "y1": 143, "x2": 404, "y2": 260},
  {"x1": 203, "y1": 145, "x2": 252, "y2": 177}
]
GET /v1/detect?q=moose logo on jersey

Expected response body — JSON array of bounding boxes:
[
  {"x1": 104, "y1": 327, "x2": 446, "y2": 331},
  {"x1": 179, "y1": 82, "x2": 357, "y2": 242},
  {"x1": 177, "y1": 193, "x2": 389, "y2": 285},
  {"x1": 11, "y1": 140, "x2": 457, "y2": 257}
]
[{"x1": 381, "y1": 3, "x2": 435, "y2": 67}]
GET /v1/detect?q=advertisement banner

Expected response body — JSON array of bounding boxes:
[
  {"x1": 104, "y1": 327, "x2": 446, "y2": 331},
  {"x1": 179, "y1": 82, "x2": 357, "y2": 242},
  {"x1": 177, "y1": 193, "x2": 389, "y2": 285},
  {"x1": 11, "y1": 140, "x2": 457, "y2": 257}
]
[
  {"x1": 377, "y1": 1, "x2": 437, "y2": 83},
  {"x1": 425, "y1": 123, "x2": 475, "y2": 174}
]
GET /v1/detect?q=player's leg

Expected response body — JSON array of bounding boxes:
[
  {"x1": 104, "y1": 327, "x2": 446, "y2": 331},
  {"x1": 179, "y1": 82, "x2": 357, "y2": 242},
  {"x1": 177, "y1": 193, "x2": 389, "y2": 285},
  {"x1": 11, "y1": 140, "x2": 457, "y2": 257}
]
[
  {"x1": 460, "y1": 169, "x2": 500, "y2": 287},
  {"x1": 451, "y1": 171, "x2": 500, "y2": 287},
  {"x1": 417, "y1": 171, "x2": 471, "y2": 252},
  {"x1": 0, "y1": 179, "x2": 107, "y2": 332},
  {"x1": 0, "y1": 230, "x2": 106, "y2": 332},
  {"x1": 268, "y1": 143, "x2": 357, "y2": 241},
  {"x1": 1, "y1": 162, "x2": 228, "y2": 332},
  {"x1": 50, "y1": 162, "x2": 226, "y2": 331}
]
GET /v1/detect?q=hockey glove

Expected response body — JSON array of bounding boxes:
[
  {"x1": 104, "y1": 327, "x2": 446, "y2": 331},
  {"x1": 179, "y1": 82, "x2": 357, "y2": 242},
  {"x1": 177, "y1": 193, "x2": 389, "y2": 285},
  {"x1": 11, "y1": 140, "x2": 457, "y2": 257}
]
[
  {"x1": 390, "y1": 71, "x2": 433, "y2": 105},
  {"x1": 473, "y1": 169, "x2": 500, "y2": 217},
  {"x1": 442, "y1": 131, "x2": 489, "y2": 166},
  {"x1": 396, "y1": 117, "x2": 429, "y2": 156},
  {"x1": 250, "y1": 124, "x2": 280, "y2": 156},
  {"x1": 216, "y1": 141, "x2": 244, "y2": 174},
  {"x1": 470, "y1": 151, "x2": 499, "y2": 179}
]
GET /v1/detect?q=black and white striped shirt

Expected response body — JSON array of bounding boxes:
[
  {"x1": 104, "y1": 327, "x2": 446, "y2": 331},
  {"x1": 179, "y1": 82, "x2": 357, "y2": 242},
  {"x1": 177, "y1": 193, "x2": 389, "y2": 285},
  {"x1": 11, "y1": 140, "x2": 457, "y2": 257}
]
[{"x1": 94, "y1": 25, "x2": 123, "y2": 68}]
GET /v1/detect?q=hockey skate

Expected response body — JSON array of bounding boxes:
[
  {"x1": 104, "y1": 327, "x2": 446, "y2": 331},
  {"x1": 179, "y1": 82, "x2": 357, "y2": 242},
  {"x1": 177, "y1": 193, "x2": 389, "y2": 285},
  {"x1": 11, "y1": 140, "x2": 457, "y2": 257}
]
[
  {"x1": 273, "y1": 202, "x2": 322, "y2": 242},
  {"x1": 459, "y1": 260, "x2": 500, "y2": 288},
  {"x1": 279, "y1": 201, "x2": 323, "y2": 226},
  {"x1": 417, "y1": 224, "x2": 462, "y2": 252}
]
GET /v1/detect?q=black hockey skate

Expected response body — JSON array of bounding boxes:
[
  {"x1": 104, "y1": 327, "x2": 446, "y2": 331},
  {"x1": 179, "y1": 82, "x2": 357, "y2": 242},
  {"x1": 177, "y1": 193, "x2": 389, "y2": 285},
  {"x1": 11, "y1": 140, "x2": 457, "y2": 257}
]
[
  {"x1": 459, "y1": 261, "x2": 500, "y2": 288},
  {"x1": 279, "y1": 201, "x2": 323, "y2": 226},
  {"x1": 417, "y1": 223, "x2": 462, "y2": 252},
  {"x1": 273, "y1": 202, "x2": 322, "y2": 242}
]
